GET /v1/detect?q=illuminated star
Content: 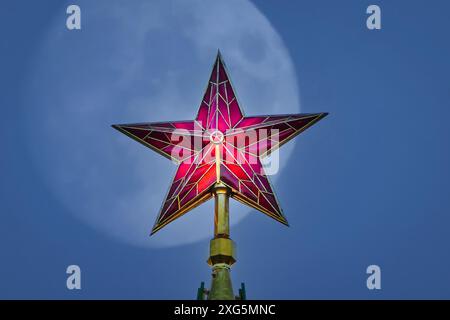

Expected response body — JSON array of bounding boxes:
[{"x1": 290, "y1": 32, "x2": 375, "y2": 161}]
[{"x1": 112, "y1": 52, "x2": 327, "y2": 234}]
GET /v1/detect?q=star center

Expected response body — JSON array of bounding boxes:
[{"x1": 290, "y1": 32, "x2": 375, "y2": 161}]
[{"x1": 209, "y1": 130, "x2": 224, "y2": 145}]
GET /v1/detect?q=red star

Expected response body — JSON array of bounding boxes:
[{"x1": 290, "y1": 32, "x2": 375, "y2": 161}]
[{"x1": 113, "y1": 52, "x2": 327, "y2": 235}]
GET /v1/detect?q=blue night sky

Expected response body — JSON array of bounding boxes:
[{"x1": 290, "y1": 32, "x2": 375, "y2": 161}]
[{"x1": 1, "y1": 0, "x2": 450, "y2": 299}]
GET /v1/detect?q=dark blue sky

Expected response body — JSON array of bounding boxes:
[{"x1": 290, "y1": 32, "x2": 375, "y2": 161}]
[{"x1": 1, "y1": 0, "x2": 450, "y2": 299}]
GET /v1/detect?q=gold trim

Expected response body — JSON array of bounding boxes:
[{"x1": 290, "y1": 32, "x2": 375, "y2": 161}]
[{"x1": 151, "y1": 191, "x2": 212, "y2": 235}]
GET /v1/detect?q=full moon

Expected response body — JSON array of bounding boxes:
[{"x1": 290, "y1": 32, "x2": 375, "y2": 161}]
[{"x1": 23, "y1": 0, "x2": 300, "y2": 248}]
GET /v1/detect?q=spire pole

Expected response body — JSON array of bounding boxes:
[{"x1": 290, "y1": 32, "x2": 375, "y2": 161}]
[{"x1": 207, "y1": 182, "x2": 236, "y2": 300}]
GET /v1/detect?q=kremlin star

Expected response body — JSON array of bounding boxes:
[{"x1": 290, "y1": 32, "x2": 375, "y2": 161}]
[{"x1": 112, "y1": 52, "x2": 327, "y2": 235}]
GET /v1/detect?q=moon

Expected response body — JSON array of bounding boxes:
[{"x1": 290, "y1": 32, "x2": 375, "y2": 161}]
[{"x1": 23, "y1": 0, "x2": 300, "y2": 248}]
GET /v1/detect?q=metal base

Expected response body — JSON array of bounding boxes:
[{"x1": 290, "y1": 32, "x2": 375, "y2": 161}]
[
  {"x1": 197, "y1": 278, "x2": 246, "y2": 300},
  {"x1": 196, "y1": 182, "x2": 248, "y2": 300},
  {"x1": 208, "y1": 263, "x2": 234, "y2": 300}
]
